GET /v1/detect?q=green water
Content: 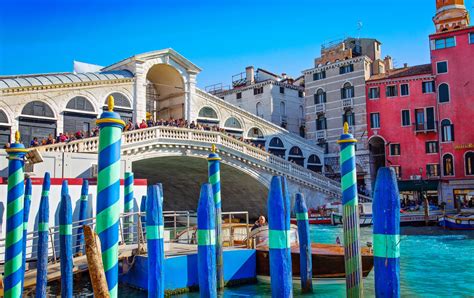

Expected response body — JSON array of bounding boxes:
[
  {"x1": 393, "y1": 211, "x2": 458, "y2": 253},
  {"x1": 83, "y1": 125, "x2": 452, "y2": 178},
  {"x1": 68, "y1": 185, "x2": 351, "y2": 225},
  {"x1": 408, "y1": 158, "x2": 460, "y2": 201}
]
[{"x1": 67, "y1": 225, "x2": 474, "y2": 297}]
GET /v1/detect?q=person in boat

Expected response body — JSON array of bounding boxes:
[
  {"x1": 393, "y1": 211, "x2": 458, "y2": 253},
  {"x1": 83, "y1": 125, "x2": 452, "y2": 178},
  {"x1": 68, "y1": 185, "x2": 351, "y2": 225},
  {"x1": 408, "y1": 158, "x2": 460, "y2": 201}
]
[
  {"x1": 336, "y1": 236, "x2": 341, "y2": 245},
  {"x1": 251, "y1": 216, "x2": 267, "y2": 231}
]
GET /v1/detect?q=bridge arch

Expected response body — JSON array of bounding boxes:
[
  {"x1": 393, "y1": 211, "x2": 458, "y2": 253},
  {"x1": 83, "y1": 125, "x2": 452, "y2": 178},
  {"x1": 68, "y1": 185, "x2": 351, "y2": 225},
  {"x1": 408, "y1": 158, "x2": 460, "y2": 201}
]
[
  {"x1": 104, "y1": 92, "x2": 133, "y2": 122},
  {"x1": 267, "y1": 136, "x2": 286, "y2": 158},
  {"x1": 288, "y1": 146, "x2": 305, "y2": 166},
  {"x1": 64, "y1": 96, "x2": 97, "y2": 136},
  {"x1": 307, "y1": 154, "x2": 323, "y2": 173},
  {"x1": 197, "y1": 106, "x2": 220, "y2": 126},
  {"x1": 19, "y1": 100, "x2": 57, "y2": 146},
  {"x1": 247, "y1": 127, "x2": 265, "y2": 147},
  {"x1": 223, "y1": 116, "x2": 243, "y2": 137},
  {"x1": 0, "y1": 109, "x2": 11, "y2": 143}
]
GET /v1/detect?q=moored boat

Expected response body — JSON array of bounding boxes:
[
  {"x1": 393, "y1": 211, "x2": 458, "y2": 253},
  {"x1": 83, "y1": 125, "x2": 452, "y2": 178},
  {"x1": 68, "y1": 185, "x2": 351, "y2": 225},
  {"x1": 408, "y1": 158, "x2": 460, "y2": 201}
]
[{"x1": 438, "y1": 213, "x2": 474, "y2": 230}]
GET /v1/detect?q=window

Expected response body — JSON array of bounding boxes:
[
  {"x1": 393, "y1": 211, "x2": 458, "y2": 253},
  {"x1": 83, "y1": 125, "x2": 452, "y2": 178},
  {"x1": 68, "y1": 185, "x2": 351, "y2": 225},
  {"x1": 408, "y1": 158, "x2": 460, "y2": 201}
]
[
  {"x1": 437, "y1": 61, "x2": 448, "y2": 74},
  {"x1": 279, "y1": 87, "x2": 285, "y2": 94},
  {"x1": 339, "y1": 64, "x2": 354, "y2": 74},
  {"x1": 426, "y1": 164, "x2": 440, "y2": 177},
  {"x1": 426, "y1": 141, "x2": 439, "y2": 154},
  {"x1": 466, "y1": 152, "x2": 474, "y2": 175},
  {"x1": 390, "y1": 144, "x2": 401, "y2": 156},
  {"x1": 392, "y1": 166, "x2": 401, "y2": 179},
  {"x1": 236, "y1": 92, "x2": 242, "y2": 99},
  {"x1": 316, "y1": 116, "x2": 327, "y2": 130},
  {"x1": 280, "y1": 102, "x2": 286, "y2": 117},
  {"x1": 414, "y1": 107, "x2": 435, "y2": 131},
  {"x1": 256, "y1": 102, "x2": 262, "y2": 117},
  {"x1": 370, "y1": 113, "x2": 380, "y2": 129},
  {"x1": 198, "y1": 107, "x2": 218, "y2": 119},
  {"x1": 369, "y1": 87, "x2": 380, "y2": 99},
  {"x1": 400, "y1": 84, "x2": 409, "y2": 96},
  {"x1": 443, "y1": 154, "x2": 454, "y2": 176},
  {"x1": 314, "y1": 89, "x2": 326, "y2": 104},
  {"x1": 470, "y1": 33, "x2": 474, "y2": 44},
  {"x1": 422, "y1": 81, "x2": 435, "y2": 93},
  {"x1": 341, "y1": 83, "x2": 354, "y2": 99},
  {"x1": 438, "y1": 83, "x2": 450, "y2": 103},
  {"x1": 386, "y1": 85, "x2": 398, "y2": 97},
  {"x1": 342, "y1": 111, "x2": 355, "y2": 126},
  {"x1": 434, "y1": 37, "x2": 456, "y2": 49},
  {"x1": 401, "y1": 110, "x2": 411, "y2": 126},
  {"x1": 313, "y1": 71, "x2": 326, "y2": 81},
  {"x1": 298, "y1": 90, "x2": 304, "y2": 98},
  {"x1": 441, "y1": 119, "x2": 454, "y2": 142},
  {"x1": 254, "y1": 86, "x2": 264, "y2": 95}
]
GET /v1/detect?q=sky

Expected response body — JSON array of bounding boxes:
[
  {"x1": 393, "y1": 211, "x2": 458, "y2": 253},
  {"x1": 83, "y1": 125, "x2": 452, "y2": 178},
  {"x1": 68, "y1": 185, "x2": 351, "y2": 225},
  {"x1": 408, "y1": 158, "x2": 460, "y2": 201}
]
[{"x1": 1, "y1": 0, "x2": 473, "y2": 88}]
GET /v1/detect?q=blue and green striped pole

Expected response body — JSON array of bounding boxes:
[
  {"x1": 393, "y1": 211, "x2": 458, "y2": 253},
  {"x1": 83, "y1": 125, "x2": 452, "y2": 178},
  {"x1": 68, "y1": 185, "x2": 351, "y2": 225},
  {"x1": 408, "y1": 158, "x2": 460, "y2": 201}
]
[
  {"x1": 337, "y1": 122, "x2": 363, "y2": 297},
  {"x1": 61, "y1": 180, "x2": 69, "y2": 196},
  {"x1": 96, "y1": 95, "x2": 125, "y2": 297},
  {"x1": 140, "y1": 195, "x2": 147, "y2": 237},
  {"x1": 59, "y1": 191, "x2": 73, "y2": 298},
  {"x1": 268, "y1": 176, "x2": 292, "y2": 298},
  {"x1": 76, "y1": 179, "x2": 89, "y2": 255},
  {"x1": 373, "y1": 167, "x2": 400, "y2": 297},
  {"x1": 197, "y1": 183, "x2": 217, "y2": 297},
  {"x1": 146, "y1": 184, "x2": 165, "y2": 298},
  {"x1": 4, "y1": 131, "x2": 28, "y2": 298},
  {"x1": 124, "y1": 172, "x2": 134, "y2": 244},
  {"x1": 21, "y1": 178, "x2": 32, "y2": 291},
  {"x1": 294, "y1": 193, "x2": 313, "y2": 293},
  {"x1": 36, "y1": 172, "x2": 50, "y2": 297},
  {"x1": 207, "y1": 144, "x2": 224, "y2": 289}
]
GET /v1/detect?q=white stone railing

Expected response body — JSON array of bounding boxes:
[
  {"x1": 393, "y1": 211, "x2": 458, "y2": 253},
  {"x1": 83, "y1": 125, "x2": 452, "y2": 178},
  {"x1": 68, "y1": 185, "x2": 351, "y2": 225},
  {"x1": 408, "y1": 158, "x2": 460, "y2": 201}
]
[{"x1": 39, "y1": 126, "x2": 346, "y2": 196}]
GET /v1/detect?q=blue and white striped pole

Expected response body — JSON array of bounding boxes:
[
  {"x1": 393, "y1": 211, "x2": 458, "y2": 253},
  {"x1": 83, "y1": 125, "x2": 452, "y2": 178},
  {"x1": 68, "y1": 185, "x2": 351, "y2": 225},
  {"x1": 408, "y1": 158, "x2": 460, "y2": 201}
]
[
  {"x1": 146, "y1": 184, "x2": 165, "y2": 298},
  {"x1": 21, "y1": 178, "x2": 32, "y2": 290},
  {"x1": 197, "y1": 183, "x2": 217, "y2": 298},
  {"x1": 373, "y1": 167, "x2": 400, "y2": 297},
  {"x1": 59, "y1": 192, "x2": 73, "y2": 298},
  {"x1": 76, "y1": 179, "x2": 89, "y2": 255},
  {"x1": 294, "y1": 193, "x2": 313, "y2": 293},
  {"x1": 4, "y1": 131, "x2": 28, "y2": 298},
  {"x1": 140, "y1": 195, "x2": 147, "y2": 237},
  {"x1": 124, "y1": 172, "x2": 134, "y2": 244},
  {"x1": 268, "y1": 176, "x2": 292, "y2": 298},
  {"x1": 36, "y1": 173, "x2": 50, "y2": 298}
]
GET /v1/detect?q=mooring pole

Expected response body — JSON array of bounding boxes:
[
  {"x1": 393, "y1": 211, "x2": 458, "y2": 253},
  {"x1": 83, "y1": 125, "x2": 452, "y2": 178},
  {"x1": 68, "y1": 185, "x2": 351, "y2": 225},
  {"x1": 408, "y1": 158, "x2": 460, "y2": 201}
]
[
  {"x1": 268, "y1": 176, "x2": 293, "y2": 298},
  {"x1": 96, "y1": 95, "x2": 125, "y2": 298},
  {"x1": 4, "y1": 131, "x2": 28, "y2": 298},
  {"x1": 140, "y1": 195, "x2": 147, "y2": 238},
  {"x1": 294, "y1": 193, "x2": 313, "y2": 293},
  {"x1": 337, "y1": 122, "x2": 363, "y2": 297},
  {"x1": 124, "y1": 172, "x2": 134, "y2": 244},
  {"x1": 146, "y1": 184, "x2": 165, "y2": 298},
  {"x1": 59, "y1": 190, "x2": 73, "y2": 298},
  {"x1": 84, "y1": 225, "x2": 110, "y2": 298},
  {"x1": 373, "y1": 167, "x2": 401, "y2": 297},
  {"x1": 36, "y1": 172, "x2": 51, "y2": 297},
  {"x1": 21, "y1": 178, "x2": 32, "y2": 291},
  {"x1": 76, "y1": 179, "x2": 89, "y2": 255},
  {"x1": 197, "y1": 183, "x2": 217, "y2": 297},
  {"x1": 207, "y1": 144, "x2": 224, "y2": 290}
]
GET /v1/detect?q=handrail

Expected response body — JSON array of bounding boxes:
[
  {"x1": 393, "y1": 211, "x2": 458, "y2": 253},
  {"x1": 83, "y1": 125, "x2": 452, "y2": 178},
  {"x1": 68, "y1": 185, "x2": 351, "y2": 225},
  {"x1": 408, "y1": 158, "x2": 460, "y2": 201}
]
[{"x1": 37, "y1": 126, "x2": 347, "y2": 197}]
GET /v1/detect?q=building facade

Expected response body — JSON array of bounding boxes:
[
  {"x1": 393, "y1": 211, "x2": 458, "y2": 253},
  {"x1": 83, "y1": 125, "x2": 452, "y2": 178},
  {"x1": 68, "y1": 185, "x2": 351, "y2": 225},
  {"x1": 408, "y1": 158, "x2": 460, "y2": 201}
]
[
  {"x1": 211, "y1": 66, "x2": 306, "y2": 138},
  {"x1": 303, "y1": 38, "x2": 389, "y2": 191},
  {"x1": 366, "y1": 0, "x2": 474, "y2": 209}
]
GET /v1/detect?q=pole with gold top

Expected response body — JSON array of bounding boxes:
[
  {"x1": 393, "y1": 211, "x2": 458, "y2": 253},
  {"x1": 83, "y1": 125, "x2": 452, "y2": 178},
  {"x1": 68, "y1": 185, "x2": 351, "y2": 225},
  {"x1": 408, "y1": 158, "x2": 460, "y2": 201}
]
[
  {"x1": 207, "y1": 144, "x2": 224, "y2": 289},
  {"x1": 4, "y1": 131, "x2": 28, "y2": 298},
  {"x1": 95, "y1": 95, "x2": 125, "y2": 298},
  {"x1": 337, "y1": 122, "x2": 363, "y2": 297}
]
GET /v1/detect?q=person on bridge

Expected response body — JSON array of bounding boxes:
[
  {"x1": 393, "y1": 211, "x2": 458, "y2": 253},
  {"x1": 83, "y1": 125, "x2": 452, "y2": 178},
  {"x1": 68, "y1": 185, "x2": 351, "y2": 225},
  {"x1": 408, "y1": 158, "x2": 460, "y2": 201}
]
[{"x1": 251, "y1": 215, "x2": 267, "y2": 231}]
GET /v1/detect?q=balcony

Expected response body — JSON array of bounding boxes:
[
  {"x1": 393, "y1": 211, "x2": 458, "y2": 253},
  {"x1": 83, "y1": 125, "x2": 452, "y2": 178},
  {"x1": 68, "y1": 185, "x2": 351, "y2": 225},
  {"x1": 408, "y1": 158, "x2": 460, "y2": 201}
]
[
  {"x1": 414, "y1": 121, "x2": 437, "y2": 134},
  {"x1": 316, "y1": 130, "x2": 327, "y2": 141},
  {"x1": 315, "y1": 103, "x2": 325, "y2": 114},
  {"x1": 342, "y1": 98, "x2": 353, "y2": 110}
]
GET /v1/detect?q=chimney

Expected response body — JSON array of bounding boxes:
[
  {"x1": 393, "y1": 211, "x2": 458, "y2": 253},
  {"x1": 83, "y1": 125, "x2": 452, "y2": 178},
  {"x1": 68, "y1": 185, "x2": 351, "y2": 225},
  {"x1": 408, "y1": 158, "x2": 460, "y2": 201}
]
[
  {"x1": 403, "y1": 63, "x2": 408, "y2": 68},
  {"x1": 245, "y1": 66, "x2": 255, "y2": 85},
  {"x1": 281, "y1": 73, "x2": 287, "y2": 79},
  {"x1": 384, "y1": 56, "x2": 393, "y2": 71}
]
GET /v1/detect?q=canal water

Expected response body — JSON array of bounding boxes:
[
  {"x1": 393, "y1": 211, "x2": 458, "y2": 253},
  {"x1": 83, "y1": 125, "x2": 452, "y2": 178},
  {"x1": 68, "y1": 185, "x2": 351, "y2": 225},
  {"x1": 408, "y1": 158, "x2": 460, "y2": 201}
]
[{"x1": 66, "y1": 225, "x2": 473, "y2": 297}]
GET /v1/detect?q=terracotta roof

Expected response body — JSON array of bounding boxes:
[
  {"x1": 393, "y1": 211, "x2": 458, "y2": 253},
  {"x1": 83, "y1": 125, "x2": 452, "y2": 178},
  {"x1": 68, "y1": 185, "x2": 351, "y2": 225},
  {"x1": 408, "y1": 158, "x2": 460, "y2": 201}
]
[{"x1": 368, "y1": 64, "x2": 433, "y2": 81}]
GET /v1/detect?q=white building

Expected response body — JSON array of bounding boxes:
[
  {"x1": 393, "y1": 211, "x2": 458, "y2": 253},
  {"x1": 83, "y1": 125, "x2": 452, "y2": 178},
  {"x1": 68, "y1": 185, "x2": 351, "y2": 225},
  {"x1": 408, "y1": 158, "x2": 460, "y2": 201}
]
[{"x1": 209, "y1": 66, "x2": 306, "y2": 139}]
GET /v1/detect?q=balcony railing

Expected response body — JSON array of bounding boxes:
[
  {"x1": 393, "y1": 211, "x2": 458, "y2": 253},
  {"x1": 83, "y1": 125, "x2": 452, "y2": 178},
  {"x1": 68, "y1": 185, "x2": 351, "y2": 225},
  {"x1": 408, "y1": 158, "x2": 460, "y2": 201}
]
[
  {"x1": 315, "y1": 103, "x2": 325, "y2": 114},
  {"x1": 414, "y1": 121, "x2": 437, "y2": 133},
  {"x1": 316, "y1": 130, "x2": 327, "y2": 141},
  {"x1": 342, "y1": 98, "x2": 353, "y2": 109}
]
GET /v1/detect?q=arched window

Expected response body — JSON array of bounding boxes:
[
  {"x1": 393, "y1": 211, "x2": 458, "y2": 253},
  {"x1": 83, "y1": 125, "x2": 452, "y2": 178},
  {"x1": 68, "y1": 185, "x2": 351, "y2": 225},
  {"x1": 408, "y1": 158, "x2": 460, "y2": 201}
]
[
  {"x1": 268, "y1": 137, "x2": 285, "y2": 158},
  {"x1": 316, "y1": 115, "x2": 327, "y2": 130},
  {"x1": 247, "y1": 127, "x2": 264, "y2": 139},
  {"x1": 280, "y1": 102, "x2": 286, "y2": 117},
  {"x1": 256, "y1": 102, "x2": 262, "y2": 117},
  {"x1": 105, "y1": 92, "x2": 132, "y2": 108},
  {"x1": 465, "y1": 152, "x2": 474, "y2": 176},
  {"x1": 22, "y1": 101, "x2": 55, "y2": 118},
  {"x1": 314, "y1": 89, "x2": 326, "y2": 104},
  {"x1": 438, "y1": 83, "x2": 450, "y2": 103},
  {"x1": 198, "y1": 107, "x2": 218, "y2": 119},
  {"x1": 443, "y1": 154, "x2": 454, "y2": 176},
  {"x1": 269, "y1": 137, "x2": 284, "y2": 148},
  {"x1": 224, "y1": 117, "x2": 242, "y2": 130},
  {"x1": 343, "y1": 110, "x2": 355, "y2": 126},
  {"x1": 66, "y1": 96, "x2": 95, "y2": 112},
  {"x1": 341, "y1": 82, "x2": 354, "y2": 99},
  {"x1": 0, "y1": 110, "x2": 9, "y2": 124},
  {"x1": 0, "y1": 110, "x2": 10, "y2": 144},
  {"x1": 288, "y1": 146, "x2": 305, "y2": 166},
  {"x1": 441, "y1": 119, "x2": 454, "y2": 142},
  {"x1": 307, "y1": 154, "x2": 322, "y2": 173}
]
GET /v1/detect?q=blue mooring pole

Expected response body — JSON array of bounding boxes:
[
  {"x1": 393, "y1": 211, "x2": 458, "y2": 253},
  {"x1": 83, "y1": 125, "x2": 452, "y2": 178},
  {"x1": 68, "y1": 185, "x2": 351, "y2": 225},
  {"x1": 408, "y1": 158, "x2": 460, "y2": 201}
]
[
  {"x1": 76, "y1": 179, "x2": 89, "y2": 255},
  {"x1": 268, "y1": 176, "x2": 293, "y2": 298},
  {"x1": 146, "y1": 184, "x2": 165, "y2": 298},
  {"x1": 197, "y1": 183, "x2": 217, "y2": 298},
  {"x1": 21, "y1": 178, "x2": 32, "y2": 291},
  {"x1": 373, "y1": 167, "x2": 401, "y2": 297},
  {"x1": 294, "y1": 193, "x2": 313, "y2": 293},
  {"x1": 140, "y1": 195, "x2": 147, "y2": 237},
  {"x1": 59, "y1": 190, "x2": 73, "y2": 298},
  {"x1": 36, "y1": 173, "x2": 50, "y2": 297}
]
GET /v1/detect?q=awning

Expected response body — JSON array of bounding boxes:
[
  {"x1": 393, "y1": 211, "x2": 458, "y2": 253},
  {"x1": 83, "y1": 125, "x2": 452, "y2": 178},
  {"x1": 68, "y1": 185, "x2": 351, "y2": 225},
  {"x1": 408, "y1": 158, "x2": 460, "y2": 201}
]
[{"x1": 397, "y1": 180, "x2": 439, "y2": 192}]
